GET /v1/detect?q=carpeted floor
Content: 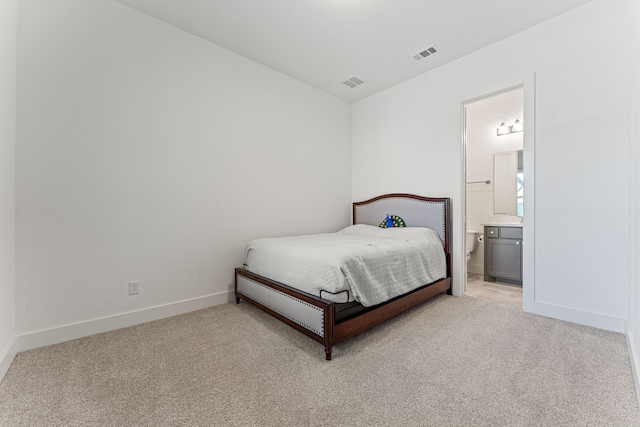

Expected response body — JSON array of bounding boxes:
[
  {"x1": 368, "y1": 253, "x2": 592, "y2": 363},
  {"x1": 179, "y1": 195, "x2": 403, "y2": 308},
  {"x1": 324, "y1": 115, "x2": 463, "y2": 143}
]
[{"x1": 1, "y1": 294, "x2": 638, "y2": 426}]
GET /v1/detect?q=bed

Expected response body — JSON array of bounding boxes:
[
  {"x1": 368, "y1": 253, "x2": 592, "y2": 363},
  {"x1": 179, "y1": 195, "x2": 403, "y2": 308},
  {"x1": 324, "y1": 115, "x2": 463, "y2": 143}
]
[{"x1": 234, "y1": 193, "x2": 452, "y2": 360}]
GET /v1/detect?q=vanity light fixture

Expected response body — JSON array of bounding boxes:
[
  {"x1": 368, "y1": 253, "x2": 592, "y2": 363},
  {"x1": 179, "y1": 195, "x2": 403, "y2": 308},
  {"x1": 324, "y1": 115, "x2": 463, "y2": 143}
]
[
  {"x1": 497, "y1": 119, "x2": 523, "y2": 136},
  {"x1": 512, "y1": 119, "x2": 523, "y2": 132}
]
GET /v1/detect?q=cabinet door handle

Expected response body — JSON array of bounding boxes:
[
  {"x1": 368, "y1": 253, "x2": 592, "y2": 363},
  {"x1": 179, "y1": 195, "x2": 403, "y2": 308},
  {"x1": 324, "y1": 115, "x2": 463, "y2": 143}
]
[{"x1": 516, "y1": 241, "x2": 520, "y2": 245}]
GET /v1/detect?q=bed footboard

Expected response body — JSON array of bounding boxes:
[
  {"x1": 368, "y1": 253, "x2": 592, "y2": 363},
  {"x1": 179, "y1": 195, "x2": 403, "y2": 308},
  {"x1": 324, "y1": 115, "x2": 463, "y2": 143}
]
[
  {"x1": 235, "y1": 268, "x2": 451, "y2": 360},
  {"x1": 235, "y1": 268, "x2": 336, "y2": 359}
]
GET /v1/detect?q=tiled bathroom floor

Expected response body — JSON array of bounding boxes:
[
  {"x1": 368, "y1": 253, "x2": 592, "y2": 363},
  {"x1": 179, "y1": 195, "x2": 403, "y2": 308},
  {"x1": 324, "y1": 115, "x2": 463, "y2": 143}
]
[{"x1": 465, "y1": 273, "x2": 522, "y2": 308}]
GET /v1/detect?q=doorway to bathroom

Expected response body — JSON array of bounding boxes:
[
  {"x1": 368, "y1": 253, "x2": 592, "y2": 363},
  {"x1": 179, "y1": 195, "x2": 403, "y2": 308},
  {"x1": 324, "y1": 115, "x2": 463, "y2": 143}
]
[{"x1": 463, "y1": 87, "x2": 524, "y2": 308}]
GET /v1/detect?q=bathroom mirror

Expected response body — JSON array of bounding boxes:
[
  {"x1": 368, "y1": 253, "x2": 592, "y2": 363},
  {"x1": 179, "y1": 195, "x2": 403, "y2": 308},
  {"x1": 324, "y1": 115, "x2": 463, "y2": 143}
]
[
  {"x1": 493, "y1": 150, "x2": 523, "y2": 216},
  {"x1": 517, "y1": 150, "x2": 523, "y2": 216}
]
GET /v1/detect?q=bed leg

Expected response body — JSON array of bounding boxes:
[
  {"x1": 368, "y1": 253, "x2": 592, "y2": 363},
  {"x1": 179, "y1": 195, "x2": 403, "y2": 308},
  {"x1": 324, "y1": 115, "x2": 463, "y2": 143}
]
[
  {"x1": 325, "y1": 347, "x2": 333, "y2": 361},
  {"x1": 235, "y1": 296, "x2": 240, "y2": 304}
]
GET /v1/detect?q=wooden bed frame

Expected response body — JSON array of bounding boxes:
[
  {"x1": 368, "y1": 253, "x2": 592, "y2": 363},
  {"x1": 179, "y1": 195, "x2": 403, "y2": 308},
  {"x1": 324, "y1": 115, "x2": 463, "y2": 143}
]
[{"x1": 235, "y1": 194, "x2": 452, "y2": 360}]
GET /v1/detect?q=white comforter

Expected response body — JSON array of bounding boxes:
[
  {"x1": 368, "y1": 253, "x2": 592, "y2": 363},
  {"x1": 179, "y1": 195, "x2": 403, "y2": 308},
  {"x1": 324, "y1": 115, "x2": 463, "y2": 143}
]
[{"x1": 243, "y1": 224, "x2": 446, "y2": 307}]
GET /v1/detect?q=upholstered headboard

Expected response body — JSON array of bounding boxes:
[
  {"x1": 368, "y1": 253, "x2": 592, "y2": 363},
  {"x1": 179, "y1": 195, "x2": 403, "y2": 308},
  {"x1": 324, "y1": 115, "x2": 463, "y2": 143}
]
[{"x1": 352, "y1": 194, "x2": 451, "y2": 254}]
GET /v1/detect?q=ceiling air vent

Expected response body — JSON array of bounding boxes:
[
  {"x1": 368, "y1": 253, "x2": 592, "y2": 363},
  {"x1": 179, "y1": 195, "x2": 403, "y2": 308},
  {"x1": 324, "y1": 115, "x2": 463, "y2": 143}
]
[
  {"x1": 412, "y1": 46, "x2": 439, "y2": 61},
  {"x1": 342, "y1": 76, "x2": 366, "y2": 89}
]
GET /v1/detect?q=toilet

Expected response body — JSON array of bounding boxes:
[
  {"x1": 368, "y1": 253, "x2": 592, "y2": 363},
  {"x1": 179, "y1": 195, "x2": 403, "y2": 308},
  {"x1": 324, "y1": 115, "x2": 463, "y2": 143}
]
[{"x1": 466, "y1": 230, "x2": 479, "y2": 263}]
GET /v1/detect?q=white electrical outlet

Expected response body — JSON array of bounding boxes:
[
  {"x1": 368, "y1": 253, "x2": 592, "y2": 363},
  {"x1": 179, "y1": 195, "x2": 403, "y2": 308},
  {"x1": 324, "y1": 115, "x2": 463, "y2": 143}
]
[{"x1": 128, "y1": 280, "x2": 140, "y2": 295}]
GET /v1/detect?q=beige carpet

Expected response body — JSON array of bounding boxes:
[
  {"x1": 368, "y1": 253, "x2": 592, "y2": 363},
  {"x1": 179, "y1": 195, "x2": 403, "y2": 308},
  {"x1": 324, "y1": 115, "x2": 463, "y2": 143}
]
[{"x1": 1, "y1": 295, "x2": 638, "y2": 426}]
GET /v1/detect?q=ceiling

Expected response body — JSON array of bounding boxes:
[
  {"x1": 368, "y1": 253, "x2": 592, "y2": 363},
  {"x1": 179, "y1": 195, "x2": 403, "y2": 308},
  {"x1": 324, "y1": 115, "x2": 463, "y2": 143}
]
[{"x1": 114, "y1": 0, "x2": 594, "y2": 103}]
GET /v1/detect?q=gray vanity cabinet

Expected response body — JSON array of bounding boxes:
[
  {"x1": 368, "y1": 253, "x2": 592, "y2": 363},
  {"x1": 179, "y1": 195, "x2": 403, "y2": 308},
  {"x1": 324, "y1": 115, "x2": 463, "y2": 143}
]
[{"x1": 484, "y1": 226, "x2": 522, "y2": 285}]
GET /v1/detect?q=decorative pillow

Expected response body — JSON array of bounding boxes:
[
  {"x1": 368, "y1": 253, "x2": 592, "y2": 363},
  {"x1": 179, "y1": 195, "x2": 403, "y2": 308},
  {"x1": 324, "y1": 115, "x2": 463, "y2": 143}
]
[{"x1": 379, "y1": 214, "x2": 406, "y2": 228}]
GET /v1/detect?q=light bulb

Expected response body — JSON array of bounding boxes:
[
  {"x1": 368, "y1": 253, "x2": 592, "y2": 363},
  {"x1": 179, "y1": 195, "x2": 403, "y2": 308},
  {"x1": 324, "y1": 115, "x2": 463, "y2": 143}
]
[{"x1": 512, "y1": 119, "x2": 523, "y2": 132}]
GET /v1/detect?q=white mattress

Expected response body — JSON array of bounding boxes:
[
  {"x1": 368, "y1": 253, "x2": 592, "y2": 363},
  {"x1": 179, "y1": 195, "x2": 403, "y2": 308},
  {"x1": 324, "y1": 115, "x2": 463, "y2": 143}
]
[{"x1": 243, "y1": 224, "x2": 446, "y2": 307}]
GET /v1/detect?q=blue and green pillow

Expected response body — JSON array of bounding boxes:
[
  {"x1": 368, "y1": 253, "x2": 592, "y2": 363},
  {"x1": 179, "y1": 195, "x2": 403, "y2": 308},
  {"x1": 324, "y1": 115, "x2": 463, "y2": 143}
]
[{"x1": 379, "y1": 214, "x2": 406, "y2": 228}]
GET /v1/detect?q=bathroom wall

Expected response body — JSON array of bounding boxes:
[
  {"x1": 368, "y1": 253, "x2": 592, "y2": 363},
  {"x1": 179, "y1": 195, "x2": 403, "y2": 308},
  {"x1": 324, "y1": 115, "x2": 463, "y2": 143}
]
[{"x1": 465, "y1": 89, "x2": 523, "y2": 274}]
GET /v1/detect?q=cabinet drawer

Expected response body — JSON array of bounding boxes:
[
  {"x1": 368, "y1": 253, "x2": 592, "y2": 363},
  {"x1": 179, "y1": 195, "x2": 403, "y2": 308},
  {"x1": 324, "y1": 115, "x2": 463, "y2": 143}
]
[
  {"x1": 485, "y1": 227, "x2": 499, "y2": 238},
  {"x1": 500, "y1": 227, "x2": 523, "y2": 239}
]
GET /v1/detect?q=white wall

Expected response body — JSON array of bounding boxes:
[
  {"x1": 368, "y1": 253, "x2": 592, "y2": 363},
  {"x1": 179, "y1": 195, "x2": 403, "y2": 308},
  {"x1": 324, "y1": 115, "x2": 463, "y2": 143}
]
[
  {"x1": 465, "y1": 89, "x2": 523, "y2": 274},
  {"x1": 16, "y1": 0, "x2": 351, "y2": 343},
  {"x1": 352, "y1": 0, "x2": 629, "y2": 331},
  {"x1": 628, "y1": 0, "x2": 640, "y2": 399},
  {"x1": 0, "y1": 0, "x2": 17, "y2": 379}
]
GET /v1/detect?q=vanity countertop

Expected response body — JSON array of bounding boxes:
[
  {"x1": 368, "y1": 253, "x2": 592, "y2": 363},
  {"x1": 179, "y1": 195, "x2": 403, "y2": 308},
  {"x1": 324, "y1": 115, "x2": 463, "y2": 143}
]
[{"x1": 481, "y1": 222, "x2": 523, "y2": 227}]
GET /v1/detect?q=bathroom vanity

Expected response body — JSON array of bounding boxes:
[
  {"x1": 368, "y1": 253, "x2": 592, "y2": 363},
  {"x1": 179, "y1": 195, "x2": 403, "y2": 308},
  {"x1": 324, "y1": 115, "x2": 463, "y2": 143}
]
[{"x1": 483, "y1": 224, "x2": 523, "y2": 286}]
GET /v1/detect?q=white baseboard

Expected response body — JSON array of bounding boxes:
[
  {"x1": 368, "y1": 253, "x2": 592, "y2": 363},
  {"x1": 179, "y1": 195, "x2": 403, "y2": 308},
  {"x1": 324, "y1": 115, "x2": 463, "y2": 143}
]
[
  {"x1": 0, "y1": 336, "x2": 18, "y2": 383},
  {"x1": 525, "y1": 300, "x2": 626, "y2": 333},
  {"x1": 626, "y1": 323, "x2": 640, "y2": 409},
  {"x1": 17, "y1": 290, "x2": 234, "y2": 353}
]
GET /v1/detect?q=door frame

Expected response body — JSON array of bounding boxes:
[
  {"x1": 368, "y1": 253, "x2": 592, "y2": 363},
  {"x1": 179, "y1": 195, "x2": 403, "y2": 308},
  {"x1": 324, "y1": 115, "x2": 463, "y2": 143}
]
[{"x1": 459, "y1": 75, "x2": 535, "y2": 312}]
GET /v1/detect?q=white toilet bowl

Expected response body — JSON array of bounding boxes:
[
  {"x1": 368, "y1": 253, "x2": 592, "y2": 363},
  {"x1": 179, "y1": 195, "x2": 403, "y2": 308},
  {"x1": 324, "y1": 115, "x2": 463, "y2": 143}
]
[{"x1": 466, "y1": 230, "x2": 479, "y2": 262}]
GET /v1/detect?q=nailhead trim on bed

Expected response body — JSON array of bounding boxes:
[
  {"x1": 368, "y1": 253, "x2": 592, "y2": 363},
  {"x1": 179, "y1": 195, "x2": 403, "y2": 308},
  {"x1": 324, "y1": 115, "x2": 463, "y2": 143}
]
[{"x1": 238, "y1": 276, "x2": 325, "y2": 337}]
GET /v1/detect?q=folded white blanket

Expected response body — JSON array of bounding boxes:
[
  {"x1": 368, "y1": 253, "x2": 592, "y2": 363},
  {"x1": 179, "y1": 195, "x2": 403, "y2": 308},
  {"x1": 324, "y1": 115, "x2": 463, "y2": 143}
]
[{"x1": 244, "y1": 224, "x2": 446, "y2": 307}]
